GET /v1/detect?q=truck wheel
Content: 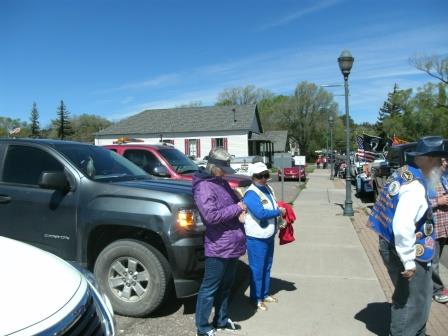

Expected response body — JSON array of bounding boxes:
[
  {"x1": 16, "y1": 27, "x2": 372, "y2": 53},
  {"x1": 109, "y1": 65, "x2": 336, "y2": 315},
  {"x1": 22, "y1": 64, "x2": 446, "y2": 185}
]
[{"x1": 94, "y1": 239, "x2": 172, "y2": 317}]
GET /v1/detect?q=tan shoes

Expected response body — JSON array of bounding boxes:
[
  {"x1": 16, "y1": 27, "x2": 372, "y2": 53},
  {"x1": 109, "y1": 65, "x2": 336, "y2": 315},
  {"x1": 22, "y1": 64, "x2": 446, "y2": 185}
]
[
  {"x1": 263, "y1": 295, "x2": 278, "y2": 303},
  {"x1": 256, "y1": 301, "x2": 268, "y2": 311}
]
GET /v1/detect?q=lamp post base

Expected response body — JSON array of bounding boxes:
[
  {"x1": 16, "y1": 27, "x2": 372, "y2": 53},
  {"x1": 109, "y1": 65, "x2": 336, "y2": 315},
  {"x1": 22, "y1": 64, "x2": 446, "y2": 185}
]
[{"x1": 343, "y1": 202, "x2": 354, "y2": 216}]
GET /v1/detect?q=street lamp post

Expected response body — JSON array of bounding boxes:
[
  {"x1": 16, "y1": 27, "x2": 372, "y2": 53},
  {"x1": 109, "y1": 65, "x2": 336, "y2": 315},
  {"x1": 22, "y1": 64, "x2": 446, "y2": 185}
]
[
  {"x1": 328, "y1": 116, "x2": 334, "y2": 180},
  {"x1": 338, "y1": 50, "x2": 354, "y2": 216}
]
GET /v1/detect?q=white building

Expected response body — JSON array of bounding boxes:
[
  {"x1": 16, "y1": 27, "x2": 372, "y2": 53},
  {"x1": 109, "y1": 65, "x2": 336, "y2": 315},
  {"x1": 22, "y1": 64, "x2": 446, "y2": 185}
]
[{"x1": 94, "y1": 104, "x2": 282, "y2": 162}]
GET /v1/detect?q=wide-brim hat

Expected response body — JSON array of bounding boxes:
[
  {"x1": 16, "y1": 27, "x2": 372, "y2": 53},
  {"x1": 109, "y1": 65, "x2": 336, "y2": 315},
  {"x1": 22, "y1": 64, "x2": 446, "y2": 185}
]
[
  {"x1": 207, "y1": 157, "x2": 235, "y2": 174},
  {"x1": 408, "y1": 136, "x2": 448, "y2": 157}
]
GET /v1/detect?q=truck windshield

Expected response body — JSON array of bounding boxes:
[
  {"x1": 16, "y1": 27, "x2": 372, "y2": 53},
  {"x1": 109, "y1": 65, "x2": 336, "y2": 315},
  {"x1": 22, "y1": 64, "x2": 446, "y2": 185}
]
[
  {"x1": 56, "y1": 144, "x2": 149, "y2": 181},
  {"x1": 158, "y1": 148, "x2": 199, "y2": 174}
]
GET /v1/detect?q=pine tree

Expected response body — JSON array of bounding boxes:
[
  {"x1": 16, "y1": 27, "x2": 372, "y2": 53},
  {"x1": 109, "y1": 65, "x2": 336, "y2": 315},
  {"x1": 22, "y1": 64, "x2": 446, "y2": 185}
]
[
  {"x1": 29, "y1": 102, "x2": 40, "y2": 138},
  {"x1": 54, "y1": 100, "x2": 73, "y2": 140},
  {"x1": 376, "y1": 83, "x2": 403, "y2": 136}
]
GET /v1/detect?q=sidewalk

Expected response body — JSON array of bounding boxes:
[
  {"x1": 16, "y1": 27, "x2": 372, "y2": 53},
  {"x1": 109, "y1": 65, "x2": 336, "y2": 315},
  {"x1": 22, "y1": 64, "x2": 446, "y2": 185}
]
[{"x1": 230, "y1": 168, "x2": 448, "y2": 336}]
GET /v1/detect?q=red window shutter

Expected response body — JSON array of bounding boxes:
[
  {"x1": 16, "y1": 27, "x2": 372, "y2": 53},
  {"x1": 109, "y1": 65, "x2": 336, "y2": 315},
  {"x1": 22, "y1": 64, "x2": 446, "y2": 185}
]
[
  {"x1": 197, "y1": 139, "x2": 201, "y2": 158},
  {"x1": 211, "y1": 138, "x2": 216, "y2": 149},
  {"x1": 224, "y1": 138, "x2": 228, "y2": 151},
  {"x1": 184, "y1": 139, "x2": 189, "y2": 155}
]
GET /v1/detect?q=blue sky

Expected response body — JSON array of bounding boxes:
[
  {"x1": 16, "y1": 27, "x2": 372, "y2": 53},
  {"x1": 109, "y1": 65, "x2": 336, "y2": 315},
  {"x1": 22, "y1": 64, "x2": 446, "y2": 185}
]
[{"x1": 1, "y1": 0, "x2": 447, "y2": 127}]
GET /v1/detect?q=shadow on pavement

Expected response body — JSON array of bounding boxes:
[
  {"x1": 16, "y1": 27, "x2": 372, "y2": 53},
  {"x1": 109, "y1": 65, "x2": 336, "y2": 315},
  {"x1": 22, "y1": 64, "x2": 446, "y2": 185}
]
[
  {"x1": 228, "y1": 261, "x2": 298, "y2": 322},
  {"x1": 148, "y1": 283, "x2": 197, "y2": 317},
  {"x1": 354, "y1": 302, "x2": 390, "y2": 336},
  {"x1": 270, "y1": 277, "x2": 297, "y2": 296}
]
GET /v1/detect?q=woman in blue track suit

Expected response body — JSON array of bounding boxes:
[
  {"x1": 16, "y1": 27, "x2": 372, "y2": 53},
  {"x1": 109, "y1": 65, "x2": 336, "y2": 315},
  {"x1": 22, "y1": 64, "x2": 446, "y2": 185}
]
[{"x1": 243, "y1": 162, "x2": 286, "y2": 311}]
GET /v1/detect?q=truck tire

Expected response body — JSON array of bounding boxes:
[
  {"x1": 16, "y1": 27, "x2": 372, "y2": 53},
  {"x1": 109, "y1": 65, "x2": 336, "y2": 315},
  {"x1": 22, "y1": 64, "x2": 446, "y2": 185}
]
[
  {"x1": 94, "y1": 239, "x2": 172, "y2": 317},
  {"x1": 373, "y1": 184, "x2": 379, "y2": 202}
]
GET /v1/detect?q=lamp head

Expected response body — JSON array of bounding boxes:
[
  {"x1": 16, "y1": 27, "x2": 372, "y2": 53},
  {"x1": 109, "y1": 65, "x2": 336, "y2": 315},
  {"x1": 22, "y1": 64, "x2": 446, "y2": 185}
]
[{"x1": 338, "y1": 50, "x2": 354, "y2": 79}]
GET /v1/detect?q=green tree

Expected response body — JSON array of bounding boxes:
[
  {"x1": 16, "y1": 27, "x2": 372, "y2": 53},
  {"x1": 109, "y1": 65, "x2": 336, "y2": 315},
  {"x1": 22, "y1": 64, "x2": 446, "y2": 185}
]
[
  {"x1": 70, "y1": 114, "x2": 113, "y2": 143},
  {"x1": 216, "y1": 85, "x2": 273, "y2": 106},
  {"x1": 0, "y1": 117, "x2": 28, "y2": 137},
  {"x1": 377, "y1": 84, "x2": 404, "y2": 136},
  {"x1": 53, "y1": 100, "x2": 73, "y2": 140},
  {"x1": 257, "y1": 95, "x2": 290, "y2": 131},
  {"x1": 276, "y1": 81, "x2": 338, "y2": 157},
  {"x1": 29, "y1": 102, "x2": 40, "y2": 138},
  {"x1": 376, "y1": 84, "x2": 412, "y2": 138}
]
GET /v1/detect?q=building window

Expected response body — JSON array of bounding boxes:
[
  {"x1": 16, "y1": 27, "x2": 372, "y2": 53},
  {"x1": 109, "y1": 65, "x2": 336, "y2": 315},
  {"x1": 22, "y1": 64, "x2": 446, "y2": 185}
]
[
  {"x1": 211, "y1": 138, "x2": 228, "y2": 151},
  {"x1": 185, "y1": 139, "x2": 201, "y2": 159}
]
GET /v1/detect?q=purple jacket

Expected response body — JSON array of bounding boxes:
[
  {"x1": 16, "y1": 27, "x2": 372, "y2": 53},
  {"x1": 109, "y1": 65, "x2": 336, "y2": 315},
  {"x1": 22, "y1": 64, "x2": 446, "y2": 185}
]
[{"x1": 192, "y1": 171, "x2": 246, "y2": 258}]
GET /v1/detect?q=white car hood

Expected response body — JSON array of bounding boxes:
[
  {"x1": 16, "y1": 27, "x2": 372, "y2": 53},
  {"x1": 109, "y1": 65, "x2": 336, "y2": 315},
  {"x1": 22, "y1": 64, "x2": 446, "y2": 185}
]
[{"x1": 0, "y1": 236, "x2": 81, "y2": 335}]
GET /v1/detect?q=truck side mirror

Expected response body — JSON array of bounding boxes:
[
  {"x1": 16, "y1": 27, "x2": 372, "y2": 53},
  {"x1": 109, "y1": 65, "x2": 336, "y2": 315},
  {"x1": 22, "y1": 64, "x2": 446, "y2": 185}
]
[
  {"x1": 39, "y1": 171, "x2": 70, "y2": 191},
  {"x1": 152, "y1": 165, "x2": 171, "y2": 177}
]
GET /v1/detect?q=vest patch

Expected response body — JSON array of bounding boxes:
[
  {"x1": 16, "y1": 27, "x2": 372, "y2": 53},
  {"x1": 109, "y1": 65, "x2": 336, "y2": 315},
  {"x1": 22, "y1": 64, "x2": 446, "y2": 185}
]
[
  {"x1": 388, "y1": 181, "x2": 401, "y2": 196},
  {"x1": 416, "y1": 244, "x2": 424, "y2": 257}
]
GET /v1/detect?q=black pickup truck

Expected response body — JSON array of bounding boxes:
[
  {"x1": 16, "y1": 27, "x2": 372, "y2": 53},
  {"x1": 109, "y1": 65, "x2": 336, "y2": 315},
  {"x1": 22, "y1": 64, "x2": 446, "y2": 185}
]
[
  {"x1": 370, "y1": 142, "x2": 417, "y2": 200},
  {"x1": 0, "y1": 138, "x2": 205, "y2": 317}
]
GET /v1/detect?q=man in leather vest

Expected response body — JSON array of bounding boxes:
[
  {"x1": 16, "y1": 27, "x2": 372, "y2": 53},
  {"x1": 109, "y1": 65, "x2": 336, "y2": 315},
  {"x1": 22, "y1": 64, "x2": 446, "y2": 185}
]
[{"x1": 368, "y1": 136, "x2": 448, "y2": 336}]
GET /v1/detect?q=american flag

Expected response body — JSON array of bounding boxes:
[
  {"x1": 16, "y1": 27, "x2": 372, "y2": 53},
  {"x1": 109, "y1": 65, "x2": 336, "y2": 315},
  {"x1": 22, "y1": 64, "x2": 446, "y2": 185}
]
[{"x1": 356, "y1": 135, "x2": 376, "y2": 162}]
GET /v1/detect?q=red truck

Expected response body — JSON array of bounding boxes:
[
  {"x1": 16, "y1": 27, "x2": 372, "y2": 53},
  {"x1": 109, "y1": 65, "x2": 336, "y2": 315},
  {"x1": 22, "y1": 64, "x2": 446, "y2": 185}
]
[{"x1": 103, "y1": 143, "x2": 251, "y2": 193}]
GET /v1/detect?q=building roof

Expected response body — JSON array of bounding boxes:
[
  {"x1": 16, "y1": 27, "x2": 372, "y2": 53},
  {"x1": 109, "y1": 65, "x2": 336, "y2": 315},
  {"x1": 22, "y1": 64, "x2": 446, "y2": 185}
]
[
  {"x1": 96, "y1": 104, "x2": 262, "y2": 136},
  {"x1": 251, "y1": 130, "x2": 289, "y2": 152}
]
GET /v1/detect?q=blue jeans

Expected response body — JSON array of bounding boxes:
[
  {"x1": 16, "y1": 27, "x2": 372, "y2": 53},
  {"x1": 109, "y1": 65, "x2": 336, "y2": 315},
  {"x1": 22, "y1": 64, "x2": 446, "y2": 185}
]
[
  {"x1": 246, "y1": 236, "x2": 275, "y2": 302},
  {"x1": 379, "y1": 237, "x2": 432, "y2": 336},
  {"x1": 195, "y1": 257, "x2": 238, "y2": 334}
]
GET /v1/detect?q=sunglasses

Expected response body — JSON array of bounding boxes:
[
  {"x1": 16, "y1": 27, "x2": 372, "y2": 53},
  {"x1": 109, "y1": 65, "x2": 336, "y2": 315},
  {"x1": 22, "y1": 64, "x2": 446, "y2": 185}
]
[{"x1": 253, "y1": 171, "x2": 270, "y2": 179}]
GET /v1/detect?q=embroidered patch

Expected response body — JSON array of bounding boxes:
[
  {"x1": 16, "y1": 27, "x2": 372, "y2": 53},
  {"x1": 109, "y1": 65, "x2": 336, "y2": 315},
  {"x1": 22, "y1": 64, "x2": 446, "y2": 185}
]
[
  {"x1": 261, "y1": 199, "x2": 269, "y2": 205},
  {"x1": 388, "y1": 181, "x2": 401, "y2": 196},
  {"x1": 415, "y1": 232, "x2": 423, "y2": 240},
  {"x1": 401, "y1": 170, "x2": 414, "y2": 183},
  {"x1": 423, "y1": 222, "x2": 434, "y2": 236},
  {"x1": 415, "y1": 244, "x2": 424, "y2": 257},
  {"x1": 425, "y1": 236, "x2": 435, "y2": 249}
]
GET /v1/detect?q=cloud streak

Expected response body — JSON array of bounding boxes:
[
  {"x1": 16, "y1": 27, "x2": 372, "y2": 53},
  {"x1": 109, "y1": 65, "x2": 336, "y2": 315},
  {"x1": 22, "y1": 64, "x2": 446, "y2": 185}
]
[
  {"x1": 100, "y1": 20, "x2": 448, "y2": 124},
  {"x1": 257, "y1": 0, "x2": 344, "y2": 31}
]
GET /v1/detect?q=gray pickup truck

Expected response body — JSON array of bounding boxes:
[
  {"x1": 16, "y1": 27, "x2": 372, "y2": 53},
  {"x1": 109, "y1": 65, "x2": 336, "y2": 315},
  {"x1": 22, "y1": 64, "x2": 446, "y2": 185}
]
[{"x1": 0, "y1": 138, "x2": 205, "y2": 317}]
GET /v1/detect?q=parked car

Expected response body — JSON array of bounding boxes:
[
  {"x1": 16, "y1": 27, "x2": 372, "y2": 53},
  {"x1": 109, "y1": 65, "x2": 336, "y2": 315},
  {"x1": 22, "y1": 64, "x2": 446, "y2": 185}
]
[
  {"x1": 278, "y1": 165, "x2": 306, "y2": 181},
  {"x1": 0, "y1": 138, "x2": 206, "y2": 317},
  {"x1": 230, "y1": 155, "x2": 270, "y2": 176},
  {"x1": 104, "y1": 143, "x2": 251, "y2": 193},
  {"x1": 0, "y1": 235, "x2": 115, "y2": 336}
]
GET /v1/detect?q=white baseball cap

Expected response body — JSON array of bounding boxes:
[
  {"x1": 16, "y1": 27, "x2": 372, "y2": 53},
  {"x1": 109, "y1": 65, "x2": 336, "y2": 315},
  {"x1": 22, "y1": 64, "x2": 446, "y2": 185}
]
[{"x1": 249, "y1": 162, "x2": 269, "y2": 176}]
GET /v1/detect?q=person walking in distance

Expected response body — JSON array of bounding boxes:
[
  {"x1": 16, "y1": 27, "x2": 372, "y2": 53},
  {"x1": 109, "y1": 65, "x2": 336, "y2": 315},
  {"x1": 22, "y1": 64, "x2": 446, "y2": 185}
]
[
  {"x1": 243, "y1": 162, "x2": 286, "y2": 311},
  {"x1": 429, "y1": 157, "x2": 448, "y2": 304},
  {"x1": 192, "y1": 148, "x2": 246, "y2": 336},
  {"x1": 368, "y1": 136, "x2": 448, "y2": 336}
]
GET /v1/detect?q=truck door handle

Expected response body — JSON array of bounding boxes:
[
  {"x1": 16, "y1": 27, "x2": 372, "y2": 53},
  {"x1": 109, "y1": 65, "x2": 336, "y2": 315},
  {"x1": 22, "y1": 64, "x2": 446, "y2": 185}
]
[{"x1": 0, "y1": 195, "x2": 12, "y2": 204}]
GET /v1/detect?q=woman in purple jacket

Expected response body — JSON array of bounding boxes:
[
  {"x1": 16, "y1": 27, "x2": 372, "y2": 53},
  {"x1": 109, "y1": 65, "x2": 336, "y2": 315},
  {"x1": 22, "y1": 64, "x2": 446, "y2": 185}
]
[{"x1": 193, "y1": 148, "x2": 246, "y2": 336}]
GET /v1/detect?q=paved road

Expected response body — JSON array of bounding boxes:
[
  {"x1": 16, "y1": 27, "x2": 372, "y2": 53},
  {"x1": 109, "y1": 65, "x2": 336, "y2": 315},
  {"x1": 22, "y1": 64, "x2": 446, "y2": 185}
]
[{"x1": 115, "y1": 179, "x2": 303, "y2": 335}]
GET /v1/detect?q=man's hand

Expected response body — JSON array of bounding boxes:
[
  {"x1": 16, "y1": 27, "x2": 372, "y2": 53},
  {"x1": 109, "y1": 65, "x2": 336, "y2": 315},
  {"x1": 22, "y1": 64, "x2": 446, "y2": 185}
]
[
  {"x1": 437, "y1": 194, "x2": 448, "y2": 207},
  {"x1": 401, "y1": 268, "x2": 416, "y2": 279}
]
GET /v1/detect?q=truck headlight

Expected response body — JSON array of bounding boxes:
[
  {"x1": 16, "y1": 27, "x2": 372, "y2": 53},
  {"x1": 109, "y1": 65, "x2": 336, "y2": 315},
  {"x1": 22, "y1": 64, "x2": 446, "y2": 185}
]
[{"x1": 177, "y1": 209, "x2": 205, "y2": 232}]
